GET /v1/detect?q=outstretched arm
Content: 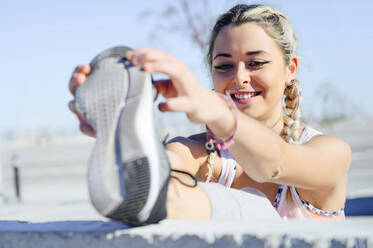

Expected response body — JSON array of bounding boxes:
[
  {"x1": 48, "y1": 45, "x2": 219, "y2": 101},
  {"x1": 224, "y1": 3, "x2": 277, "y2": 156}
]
[
  {"x1": 226, "y1": 112, "x2": 351, "y2": 190},
  {"x1": 127, "y1": 48, "x2": 351, "y2": 192}
]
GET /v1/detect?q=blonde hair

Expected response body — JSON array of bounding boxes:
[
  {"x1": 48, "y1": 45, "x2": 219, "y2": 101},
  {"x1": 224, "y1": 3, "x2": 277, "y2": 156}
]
[{"x1": 207, "y1": 4, "x2": 302, "y2": 144}]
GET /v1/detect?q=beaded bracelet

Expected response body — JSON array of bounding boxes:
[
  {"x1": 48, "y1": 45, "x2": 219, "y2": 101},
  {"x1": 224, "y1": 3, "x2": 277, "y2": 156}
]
[{"x1": 205, "y1": 91, "x2": 238, "y2": 150}]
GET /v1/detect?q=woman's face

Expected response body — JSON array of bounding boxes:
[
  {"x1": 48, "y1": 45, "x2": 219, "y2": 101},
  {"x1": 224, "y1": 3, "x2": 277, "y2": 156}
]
[{"x1": 212, "y1": 22, "x2": 297, "y2": 122}]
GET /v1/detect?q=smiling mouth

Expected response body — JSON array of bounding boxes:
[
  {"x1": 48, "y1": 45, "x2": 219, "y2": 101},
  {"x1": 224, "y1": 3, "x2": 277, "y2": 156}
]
[{"x1": 230, "y1": 91, "x2": 262, "y2": 102}]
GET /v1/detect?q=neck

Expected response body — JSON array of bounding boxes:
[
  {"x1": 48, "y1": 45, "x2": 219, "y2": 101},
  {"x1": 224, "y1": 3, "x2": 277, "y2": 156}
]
[
  {"x1": 261, "y1": 104, "x2": 283, "y2": 135},
  {"x1": 266, "y1": 114, "x2": 283, "y2": 135}
]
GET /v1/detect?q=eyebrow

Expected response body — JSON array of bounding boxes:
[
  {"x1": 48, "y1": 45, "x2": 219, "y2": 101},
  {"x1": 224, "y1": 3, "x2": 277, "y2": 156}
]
[{"x1": 213, "y1": 50, "x2": 268, "y2": 60}]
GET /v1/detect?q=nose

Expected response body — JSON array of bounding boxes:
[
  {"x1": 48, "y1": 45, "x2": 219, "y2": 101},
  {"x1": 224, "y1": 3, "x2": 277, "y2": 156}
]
[{"x1": 232, "y1": 62, "x2": 250, "y2": 89}]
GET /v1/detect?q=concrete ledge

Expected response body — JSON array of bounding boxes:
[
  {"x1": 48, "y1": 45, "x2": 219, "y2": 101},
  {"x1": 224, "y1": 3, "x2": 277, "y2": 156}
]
[{"x1": 0, "y1": 218, "x2": 372, "y2": 248}]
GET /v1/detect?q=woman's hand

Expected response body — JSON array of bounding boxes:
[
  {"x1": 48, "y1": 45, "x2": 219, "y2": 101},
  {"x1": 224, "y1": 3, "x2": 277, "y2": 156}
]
[
  {"x1": 68, "y1": 64, "x2": 96, "y2": 137},
  {"x1": 67, "y1": 49, "x2": 233, "y2": 138},
  {"x1": 126, "y1": 49, "x2": 227, "y2": 125}
]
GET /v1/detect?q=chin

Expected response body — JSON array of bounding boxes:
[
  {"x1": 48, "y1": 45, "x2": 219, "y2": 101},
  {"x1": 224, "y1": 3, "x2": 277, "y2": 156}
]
[{"x1": 241, "y1": 107, "x2": 263, "y2": 120}]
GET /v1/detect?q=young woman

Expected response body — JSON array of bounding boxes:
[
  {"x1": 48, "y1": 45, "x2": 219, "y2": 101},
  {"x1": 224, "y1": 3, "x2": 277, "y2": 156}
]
[{"x1": 68, "y1": 4, "x2": 351, "y2": 225}]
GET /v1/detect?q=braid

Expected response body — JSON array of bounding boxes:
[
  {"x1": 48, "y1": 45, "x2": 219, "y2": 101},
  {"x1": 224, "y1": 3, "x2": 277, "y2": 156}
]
[{"x1": 281, "y1": 79, "x2": 302, "y2": 144}]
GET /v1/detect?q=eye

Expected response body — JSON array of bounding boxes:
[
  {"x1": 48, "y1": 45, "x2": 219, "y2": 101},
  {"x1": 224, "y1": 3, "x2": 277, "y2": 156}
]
[
  {"x1": 248, "y1": 61, "x2": 270, "y2": 67},
  {"x1": 213, "y1": 64, "x2": 233, "y2": 71}
]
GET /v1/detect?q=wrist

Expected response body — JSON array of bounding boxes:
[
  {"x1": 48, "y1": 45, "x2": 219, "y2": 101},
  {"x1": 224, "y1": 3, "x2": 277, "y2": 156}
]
[
  {"x1": 205, "y1": 92, "x2": 238, "y2": 149},
  {"x1": 206, "y1": 107, "x2": 235, "y2": 139}
]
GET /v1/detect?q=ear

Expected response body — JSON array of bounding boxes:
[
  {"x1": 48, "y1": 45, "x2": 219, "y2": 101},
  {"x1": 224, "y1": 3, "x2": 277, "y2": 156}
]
[{"x1": 285, "y1": 56, "x2": 298, "y2": 86}]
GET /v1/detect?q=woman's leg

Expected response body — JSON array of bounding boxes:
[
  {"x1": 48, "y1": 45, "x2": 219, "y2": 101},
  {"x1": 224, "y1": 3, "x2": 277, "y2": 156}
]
[{"x1": 165, "y1": 149, "x2": 279, "y2": 221}]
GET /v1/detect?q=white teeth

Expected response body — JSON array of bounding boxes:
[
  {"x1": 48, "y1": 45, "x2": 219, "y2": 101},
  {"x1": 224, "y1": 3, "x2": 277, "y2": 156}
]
[{"x1": 234, "y1": 92, "x2": 257, "y2": 99}]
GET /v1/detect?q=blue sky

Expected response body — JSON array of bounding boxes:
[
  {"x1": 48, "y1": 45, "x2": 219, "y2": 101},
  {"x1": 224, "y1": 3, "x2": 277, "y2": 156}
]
[{"x1": 1, "y1": 0, "x2": 373, "y2": 136}]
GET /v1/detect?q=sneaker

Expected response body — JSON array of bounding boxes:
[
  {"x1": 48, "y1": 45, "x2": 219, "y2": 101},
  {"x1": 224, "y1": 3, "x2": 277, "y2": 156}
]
[{"x1": 75, "y1": 46, "x2": 171, "y2": 226}]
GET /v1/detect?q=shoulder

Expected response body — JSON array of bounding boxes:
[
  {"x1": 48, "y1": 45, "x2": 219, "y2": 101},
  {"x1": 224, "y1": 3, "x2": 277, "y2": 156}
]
[
  {"x1": 277, "y1": 125, "x2": 351, "y2": 191},
  {"x1": 300, "y1": 125, "x2": 351, "y2": 172}
]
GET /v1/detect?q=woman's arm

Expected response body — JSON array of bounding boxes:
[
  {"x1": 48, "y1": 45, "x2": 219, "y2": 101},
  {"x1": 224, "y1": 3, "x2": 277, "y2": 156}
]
[
  {"x1": 210, "y1": 110, "x2": 351, "y2": 190},
  {"x1": 124, "y1": 48, "x2": 351, "y2": 192},
  {"x1": 276, "y1": 134, "x2": 351, "y2": 189}
]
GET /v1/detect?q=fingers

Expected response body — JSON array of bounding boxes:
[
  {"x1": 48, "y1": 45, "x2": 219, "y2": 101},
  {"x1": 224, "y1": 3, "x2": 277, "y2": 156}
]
[
  {"x1": 126, "y1": 49, "x2": 179, "y2": 79},
  {"x1": 143, "y1": 61, "x2": 179, "y2": 79},
  {"x1": 69, "y1": 73, "x2": 86, "y2": 95},
  {"x1": 68, "y1": 99, "x2": 78, "y2": 114},
  {"x1": 69, "y1": 64, "x2": 91, "y2": 95},
  {"x1": 79, "y1": 122, "x2": 96, "y2": 137},
  {"x1": 158, "y1": 96, "x2": 193, "y2": 113},
  {"x1": 153, "y1": 79, "x2": 177, "y2": 98},
  {"x1": 77, "y1": 64, "x2": 91, "y2": 74},
  {"x1": 68, "y1": 100, "x2": 96, "y2": 137},
  {"x1": 126, "y1": 48, "x2": 168, "y2": 65}
]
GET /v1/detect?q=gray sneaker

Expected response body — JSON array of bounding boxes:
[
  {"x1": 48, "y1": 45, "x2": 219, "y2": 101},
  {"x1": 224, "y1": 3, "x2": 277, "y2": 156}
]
[{"x1": 75, "y1": 46, "x2": 171, "y2": 226}]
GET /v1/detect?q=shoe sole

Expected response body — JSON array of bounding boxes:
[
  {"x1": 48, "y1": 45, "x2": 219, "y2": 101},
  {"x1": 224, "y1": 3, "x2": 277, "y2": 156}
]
[{"x1": 75, "y1": 46, "x2": 170, "y2": 225}]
